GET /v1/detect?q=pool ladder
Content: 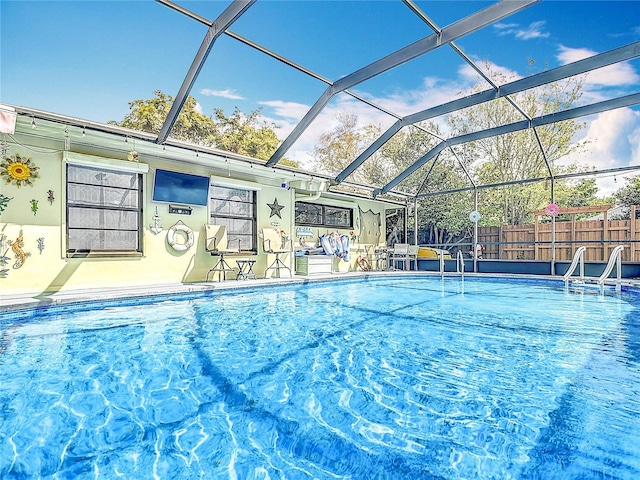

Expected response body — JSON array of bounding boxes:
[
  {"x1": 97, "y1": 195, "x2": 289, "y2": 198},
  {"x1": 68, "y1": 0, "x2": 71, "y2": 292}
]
[
  {"x1": 456, "y1": 250, "x2": 465, "y2": 278},
  {"x1": 563, "y1": 246, "x2": 587, "y2": 287},
  {"x1": 438, "y1": 250, "x2": 465, "y2": 278},
  {"x1": 564, "y1": 245, "x2": 624, "y2": 293}
]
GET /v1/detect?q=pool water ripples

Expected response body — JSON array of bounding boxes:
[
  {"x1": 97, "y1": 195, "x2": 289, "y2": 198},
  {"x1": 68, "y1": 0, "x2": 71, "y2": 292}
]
[{"x1": 1, "y1": 276, "x2": 639, "y2": 479}]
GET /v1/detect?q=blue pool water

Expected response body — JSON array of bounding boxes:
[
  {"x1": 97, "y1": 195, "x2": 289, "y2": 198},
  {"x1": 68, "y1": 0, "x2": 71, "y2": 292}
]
[{"x1": 1, "y1": 276, "x2": 640, "y2": 479}]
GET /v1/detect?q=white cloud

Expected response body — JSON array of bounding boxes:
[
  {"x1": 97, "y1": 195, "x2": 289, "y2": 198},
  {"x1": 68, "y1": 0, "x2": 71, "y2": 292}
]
[
  {"x1": 258, "y1": 55, "x2": 639, "y2": 189},
  {"x1": 458, "y1": 62, "x2": 522, "y2": 85},
  {"x1": 200, "y1": 88, "x2": 245, "y2": 100},
  {"x1": 556, "y1": 46, "x2": 640, "y2": 87},
  {"x1": 630, "y1": 121, "x2": 640, "y2": 166},
  {"x1": 259, "y1": 100, "x2": 310, "y2": 121},
  {"x1": 194, "y1": 102, "x2": 203, "y2": 115},
  {"x1": 561, "y1": 107, "x2": 640, "y2": 196},
  {"x1": 493, "y1": 20, "x2": 549, "y2": 40}
]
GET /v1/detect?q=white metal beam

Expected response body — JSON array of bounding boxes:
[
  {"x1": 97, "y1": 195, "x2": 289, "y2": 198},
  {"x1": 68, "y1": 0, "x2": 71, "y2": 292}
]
[
  {"x1": 266, "y1": 0, "x2": 539, "y2": 166},
  {"x1": 156, "y1": 0, "x2": 255, "y2": 144},
  {"x1": 375, "y1": 92, "x2": 640, "y2": 196}
]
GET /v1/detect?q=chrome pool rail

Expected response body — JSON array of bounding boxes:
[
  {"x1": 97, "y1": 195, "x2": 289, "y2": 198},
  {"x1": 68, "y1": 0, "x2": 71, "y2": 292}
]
[
  {"x1": 563, "y1": 246, "x2": 587, "y2": 287},
  {"x1": 456, "y1": 250, "x2": 465, "y2": 277},
  {"x1": 598, "y1": 245, "x2": 624, "y2": 294},
  {"x1": 564, "y1": 245, "x2": 625, "y2": 294}
]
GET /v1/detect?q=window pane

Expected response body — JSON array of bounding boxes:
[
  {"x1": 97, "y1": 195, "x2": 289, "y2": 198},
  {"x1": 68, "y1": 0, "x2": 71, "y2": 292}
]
[
  {"x1": 68, "y1": 207, "x2": 139, "y2": 230},
  {"x1": 296, "y1": 202, "x2": 352, "y2": 228},
  {"x1": 325, "y1": 207, "x2": 351, "y2": 227},
  {"x1": 295, "y1": 202, "x2": 323, "y2": 225},
  {"x1": 209, "y1": 185, "x2": 256, "y2": 251},
  {"x1": 68, "y1": 164, "x2": 139, "y2": 189},
  {"x1": 210, "y1": 198, "x2": 253, "y2": 217},
  {"x1": 210, "y1": 186, "x2": 252, "y2": 203},
  {"x1": 66, "y1": 163, "x2": 142, "y2": 254},
  {"x1": 68, "y1": 184, "x2": 139, "y2": 209},
  {"x1": 68, "y1": 228, "x2": 138, "y2": 251}
]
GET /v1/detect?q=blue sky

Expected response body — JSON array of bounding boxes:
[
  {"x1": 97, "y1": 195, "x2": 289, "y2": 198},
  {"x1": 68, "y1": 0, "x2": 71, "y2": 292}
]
[{"x1": 1, "y1": 0, "x2": 639, "y2": 194}]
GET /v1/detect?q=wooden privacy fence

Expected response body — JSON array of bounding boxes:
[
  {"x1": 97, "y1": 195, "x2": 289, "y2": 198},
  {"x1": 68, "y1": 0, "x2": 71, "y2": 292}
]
[{"x1": 478, "y1": 205, "x2": 640, "y2": 262}]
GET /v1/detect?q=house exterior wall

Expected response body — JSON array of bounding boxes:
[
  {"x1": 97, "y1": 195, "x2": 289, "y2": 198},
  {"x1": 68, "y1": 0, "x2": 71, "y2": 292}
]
[{"x1": 0, "y1": 117, "x2": 394, "y2": 296}]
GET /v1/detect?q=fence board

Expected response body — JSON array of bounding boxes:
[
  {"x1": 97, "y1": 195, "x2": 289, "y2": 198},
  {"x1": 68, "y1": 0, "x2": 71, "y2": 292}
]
[{"x1": 477, "y1": 212, "x2": 639, "y2": 261}]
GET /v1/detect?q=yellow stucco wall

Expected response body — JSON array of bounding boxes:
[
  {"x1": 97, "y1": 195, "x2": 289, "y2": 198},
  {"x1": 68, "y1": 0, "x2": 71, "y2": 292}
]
[{"x1": 1, "y1": 134, "x2": 392, "y2": 297}]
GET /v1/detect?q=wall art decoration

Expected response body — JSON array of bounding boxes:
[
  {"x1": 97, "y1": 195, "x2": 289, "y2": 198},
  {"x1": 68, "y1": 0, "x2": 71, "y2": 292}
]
[
  {"x1": 0, "y1": 234, "x2": 10, "y2": 277},
  {"x1": 358, "y1": 207, "x2": 381, "y2": 245},
  {"x1": 267, "y1": 198, "x2": 284, "y2": 218},
  {"x1": 0, "y1": 193, "x2": 12, "y2": 214},
  {"x1": 1, "y1": 153, "x2": 40, "y2": 188},
  {"x1": 10, "y1": 234, "x2": 30, "y2": 269},
  {"x1": 150, "y1": 206, "x2": 163, "y2": 235},
  {"x1": 47, "y1": 189, "x2": 55, "y2": 204},
  {"x1": 37, "y1": 237, "x2": 45, "y2": 254},
  {"x1": 30, "y1": 199, "x2": 39, "y2": 216}
]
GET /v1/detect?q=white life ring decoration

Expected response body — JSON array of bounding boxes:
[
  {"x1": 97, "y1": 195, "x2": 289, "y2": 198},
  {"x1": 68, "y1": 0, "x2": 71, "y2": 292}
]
[
  {"x1": 469, "y1": 210, "x2": 482, "y2": 223},
  {"x1": 167, "y1": 221, "x2": 194, "y2": 251}
]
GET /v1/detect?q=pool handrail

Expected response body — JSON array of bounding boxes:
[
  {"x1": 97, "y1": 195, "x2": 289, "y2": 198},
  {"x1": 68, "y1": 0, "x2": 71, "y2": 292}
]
[
  {"x1": 563, "y1": 246, "x2": 587, "y2": 287},
  {"x1": 598, "y1": 245, "x2": 624, "y2": 293},
  {"x1": 456, "y1": 250, "x2": 465, "y2": 276},
  {"x1": 439, "y1": 249, "x2": 445, "y2": 276}
]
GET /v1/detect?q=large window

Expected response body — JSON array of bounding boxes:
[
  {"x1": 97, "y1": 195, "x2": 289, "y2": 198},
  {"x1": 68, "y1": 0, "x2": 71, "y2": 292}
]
[
  {"x1": 66, "y1": 163, "x2": 143, "y2": 256},
  {"x1": 295, "y1": 202, "x2": 353, "y2": 228},
  {"x1": 209, "y1": 185, "x2": 257, "y2": 252}
]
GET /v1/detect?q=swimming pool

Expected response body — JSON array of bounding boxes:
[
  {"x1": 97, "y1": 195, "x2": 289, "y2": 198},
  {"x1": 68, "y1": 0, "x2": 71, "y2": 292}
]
[{"x1": 1, "y1": 276, "x2": 639, "y2": 479}]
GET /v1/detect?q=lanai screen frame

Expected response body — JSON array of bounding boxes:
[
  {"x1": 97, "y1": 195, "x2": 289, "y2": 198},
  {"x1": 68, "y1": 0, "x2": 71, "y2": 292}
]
[{"x1": 153, "y1": 0, "x2": 640, "y2": 270}]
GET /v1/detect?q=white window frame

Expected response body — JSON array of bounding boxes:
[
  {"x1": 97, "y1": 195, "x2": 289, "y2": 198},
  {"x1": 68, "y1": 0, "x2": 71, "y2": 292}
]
[
  {"x1": 209, "y1": 183, "x2": 258, "y2": 253},
  {"x1": 64, "y1": 152, "x2": 148, "y2": 258}
]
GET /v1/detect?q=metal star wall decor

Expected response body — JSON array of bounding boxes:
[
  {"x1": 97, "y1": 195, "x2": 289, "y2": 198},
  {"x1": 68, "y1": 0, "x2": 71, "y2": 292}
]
[{"x1": 267, "y1": 198, "x2": 284, "y2": 218}]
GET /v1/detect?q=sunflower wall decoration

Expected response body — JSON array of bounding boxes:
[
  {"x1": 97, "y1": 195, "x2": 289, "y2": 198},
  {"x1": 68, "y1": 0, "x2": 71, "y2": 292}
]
[{"x1": 1, "y1": 153, "x2": 40, "y2": 188}]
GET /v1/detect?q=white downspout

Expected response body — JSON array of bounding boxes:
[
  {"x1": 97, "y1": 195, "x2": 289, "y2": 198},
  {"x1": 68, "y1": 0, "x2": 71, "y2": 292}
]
[{"x1": 297, "y1": 191, "x2": 322, "y2": 201}]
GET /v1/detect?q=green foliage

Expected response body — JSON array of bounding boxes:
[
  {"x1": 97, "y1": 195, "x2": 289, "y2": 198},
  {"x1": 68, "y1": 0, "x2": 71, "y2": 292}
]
[
  {"x1": 554, "y1": 177, "x2": 599, "y2": 209},
  {"x1": 210, "y1": 107, "x2": 282, "y2": 161},
  {"x1": 447, "y1": 62, "x2": 587, "y2": 226},
  {"x1": 110, "y1": 90, "x2": 298, "y2": 166},
  {"x1": 311, "y1": 113, "x2": 373, "y2": 179},
  {"x1": 110, "y1": 90, "x2": 215, "y2": 145},
  {"x1": 415, "y1": 156, "x2": 475, "y2": 243},
  {"x1": 613, "y1": 174, "x2": 640, "y2": 208},
  {"x1": 310, "y1": 60, "x2": 606, "y2": 245}
]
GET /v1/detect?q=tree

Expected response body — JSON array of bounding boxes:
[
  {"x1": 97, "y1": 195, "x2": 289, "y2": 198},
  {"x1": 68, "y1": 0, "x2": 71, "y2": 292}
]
[
  {"x1": 613, "y1": 174, "x2": 640, "y2": 209},
  {"x1": 110, "y1": 90, "x2": 216, "y2": 146},
  {"x1": 210, "y1": 107, "x2": 281, "y2": 162},
  {"x1": 311, "y1": 112, "x2": 372, "y2": 180},
  {"x1": 110, "y1": 90, "x2": 298, "y2": 166},
  {"x1": 413, "y1": 154, "x2": 475, "y2": 246},
  {"x1": 312, "y1": 113, "x2": 473, "y2": 245},
  {"x1": 310, "y1": 61, "x2": 602, "y2": 246},
  {"x1": 447, "y1": 62, "x2": 586, "y2": 225},
  {"x1": 554, "y1": 177, "x2": 600, "y2": 209},
  {"x1": 378, "y1": 125, "x2": 475, "y2": 246}
]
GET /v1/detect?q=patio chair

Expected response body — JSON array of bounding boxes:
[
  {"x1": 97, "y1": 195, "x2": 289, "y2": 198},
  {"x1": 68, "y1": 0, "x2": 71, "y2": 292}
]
[
  {"x1": 261, "y1": 227, "x2": 292, "y2": 278},
  {"x1": 408, "y1": 244, "x2": 419, "y2": 271},
  {"x1": 204, "y1": 224, "x2": 238, "y2": 281},
  {"x1": 390, "y1": 243, "x2": 410, "y2": 271}
]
